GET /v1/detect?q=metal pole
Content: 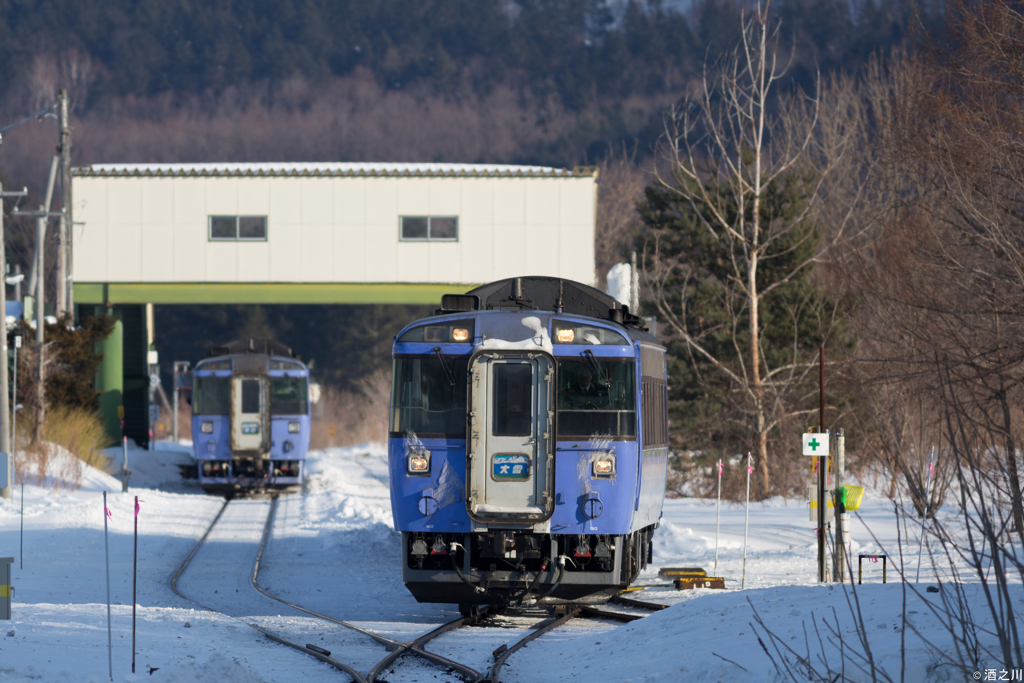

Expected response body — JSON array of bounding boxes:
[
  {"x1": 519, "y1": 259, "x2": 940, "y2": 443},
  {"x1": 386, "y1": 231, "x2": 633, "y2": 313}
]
[
  {"x1": 122, "y1": 436, "x2": 129, "y2": 493},
  {"x1": 57, "y1": 89, "x2": 72, "y2": 318},
  {"x1": 714, "y1": 458, "x2": 722, "y2": 573},
  {"x1": 742, "y1": 453, "x2": 752, "y2": 589},
  {"x1": 34, "y1": 209, "x2": 45, "y2": 446},
  {"x1": 915, "y1": 446, "x2": 936, "y2": 582},
  {"x1": 818, "y1": 345, "x2": 826, "y2": 583},
  {"x1": 14, "y1": 336, "x2": 20, "y2": 568},
  {"x1": 0, "y1": 186, "x2": 27, "y2": 501},
  {"x1": 172, "y1": 368, "x2": 179, "y2": 443},
  {"x1": 103, "y1": 491, "x2": 112, "y2": 681},
  {"x1": 132, "y1": 495, "x2": 138, "y2": 674},
  {"x1": 0, "y1": 183, "x2": 12, "y2": 500},
  {"x1": 25, "y1": 158, "x2": 59, "y2": 313},
  {"x1": 834, "y1": 429, "x2": 846, "y2": 582}
]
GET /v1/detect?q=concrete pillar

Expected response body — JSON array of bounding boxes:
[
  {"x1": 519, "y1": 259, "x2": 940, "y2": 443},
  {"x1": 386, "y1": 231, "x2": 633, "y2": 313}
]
[{"x1": 95, "y1": 316, "x2": 123, "y2": 442}]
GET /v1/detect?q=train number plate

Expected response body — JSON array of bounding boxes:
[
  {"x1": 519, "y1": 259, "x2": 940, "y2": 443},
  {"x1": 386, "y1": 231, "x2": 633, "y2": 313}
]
[
  {"x1": 492, "y1": 454, "x2": 530, "y2": 480},
  {"x1": 241, "y1": 422, "x2": 260, "y2": 435}
]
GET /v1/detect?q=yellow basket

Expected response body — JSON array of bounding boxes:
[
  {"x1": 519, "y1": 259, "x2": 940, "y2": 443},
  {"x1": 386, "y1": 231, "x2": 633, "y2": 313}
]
[{"x1": 843, "y1": 485, "x2": 865, "y2": 511}]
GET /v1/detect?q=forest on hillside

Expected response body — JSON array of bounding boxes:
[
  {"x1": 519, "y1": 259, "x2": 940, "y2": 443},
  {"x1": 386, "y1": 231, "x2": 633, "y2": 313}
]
[{"x1": 0, "y1": 0, "x2": 935, "y2": 190}]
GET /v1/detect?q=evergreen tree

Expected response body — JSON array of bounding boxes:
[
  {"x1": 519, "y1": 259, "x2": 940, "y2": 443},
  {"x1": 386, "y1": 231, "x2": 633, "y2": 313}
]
[{"x1": 638, "y1": 173, "x2": 848, "y2": 484}]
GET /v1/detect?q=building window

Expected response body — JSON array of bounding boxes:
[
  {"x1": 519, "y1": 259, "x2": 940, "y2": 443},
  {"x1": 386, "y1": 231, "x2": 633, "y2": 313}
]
[
  {"x1": 400, "y1": 216, "x2": 458, "y2": 241},
  {"x1": 209, "y1": 216, "x2": 267, "y2": 241}
]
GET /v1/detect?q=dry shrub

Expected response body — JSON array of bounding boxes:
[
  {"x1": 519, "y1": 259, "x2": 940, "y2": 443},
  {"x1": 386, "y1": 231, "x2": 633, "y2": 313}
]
[
  {"x1": 311, "y1": 369, "x2": 391, "y2": 449},
  {"x1": 13, "y1": 406, "x2": 113, "y2": 490}
]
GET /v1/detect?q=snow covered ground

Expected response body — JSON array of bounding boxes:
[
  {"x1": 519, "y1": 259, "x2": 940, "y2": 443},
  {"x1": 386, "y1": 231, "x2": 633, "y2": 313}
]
[{"x1": 0, "y1": 442, "x2": 1017, "y2": 682}]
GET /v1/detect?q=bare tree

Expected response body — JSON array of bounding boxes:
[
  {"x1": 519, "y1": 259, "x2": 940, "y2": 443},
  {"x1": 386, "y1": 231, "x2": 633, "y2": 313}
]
[
  {"x1": 641, "y1": 1, "x2": 865, "y2": 491},
  {"x1": 843, "y1": 0, "x2": 1024, "y2": 535}
]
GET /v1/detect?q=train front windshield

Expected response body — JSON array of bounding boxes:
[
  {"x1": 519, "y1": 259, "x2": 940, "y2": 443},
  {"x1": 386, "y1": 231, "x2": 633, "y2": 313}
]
[
  {"x1": 557, "y1": 359, "x2": 636, "y2": 438},
  {"x1": 193, "y1": 376, "x2": 230, "y2": 415},
  {"x1": 271, "y1": 376, "x2": 309, "y2": 415},
  {"x1": 392, "y1": 356, "x2": 469, "y2": 436}
]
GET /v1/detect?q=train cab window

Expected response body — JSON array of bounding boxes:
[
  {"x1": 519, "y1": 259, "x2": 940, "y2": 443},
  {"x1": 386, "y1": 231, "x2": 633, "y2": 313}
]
[
  {"x1": 193, "y1": 375, "x2": 231, "y2": 415},
  {"x1": 270, "y1": 376, "x2": 309, "y2": 415},
  {"x1": 392, "y1": 356, "x2": 469, "y2": 436},
  {"x1": 556, "y1": 359, "x2": 636, "y2": 439},
  {"x1": 493, "y1": 364, "x2": 532, "y2": 436}
]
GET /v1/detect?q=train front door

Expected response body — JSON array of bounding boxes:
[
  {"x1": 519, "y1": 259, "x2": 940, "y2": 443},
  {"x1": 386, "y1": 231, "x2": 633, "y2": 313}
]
[
  {"x1": 467, "y1": 352, "x2": 554, "y2": 523},
  {"x1": 230, "y1": 376, "x2": 268, "y2": 453}
]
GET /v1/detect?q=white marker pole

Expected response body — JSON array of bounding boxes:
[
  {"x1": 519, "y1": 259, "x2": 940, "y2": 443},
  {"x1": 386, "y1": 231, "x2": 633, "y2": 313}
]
[
  {"x1": 103, "y1": 492, "x2": 112, "y2": 681},
  {"x1": 714, "y1": 459, "x2": 723, "y2": 573},
  {"x1": 741, "y1": 453, "x2": 752, "y2": 589},
  {"x1": 915, "y1": 446, "x2": 936, "y2": 583}
]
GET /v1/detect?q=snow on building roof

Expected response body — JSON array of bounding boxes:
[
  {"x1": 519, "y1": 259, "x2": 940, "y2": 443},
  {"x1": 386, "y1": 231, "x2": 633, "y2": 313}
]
[{"x1": 72, "y1": 162, "x2": 598, "y2": 178}]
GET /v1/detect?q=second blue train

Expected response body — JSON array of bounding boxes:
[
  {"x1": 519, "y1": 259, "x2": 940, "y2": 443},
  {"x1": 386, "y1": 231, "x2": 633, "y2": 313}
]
[{"x1": 191, "y1": 338, "x2": 311, "y2": 493}]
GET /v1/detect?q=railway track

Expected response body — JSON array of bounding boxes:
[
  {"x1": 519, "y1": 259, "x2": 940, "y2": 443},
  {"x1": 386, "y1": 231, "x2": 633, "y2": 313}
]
[
  {"x1": 170, "y1": 496, "x2": 368, "y2": 682},
  {"x1": 174, "y1": 494, "x2": 669, "y2": 683}
]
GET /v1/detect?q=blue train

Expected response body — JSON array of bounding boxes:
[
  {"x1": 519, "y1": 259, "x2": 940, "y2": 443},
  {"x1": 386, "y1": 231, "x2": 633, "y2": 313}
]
[
  {"x1": 389, "y1": 277, "x2": 669, "y2": 612},
  {"x1": 191, "y1": 338, "x2": 311, "y2": 493}
]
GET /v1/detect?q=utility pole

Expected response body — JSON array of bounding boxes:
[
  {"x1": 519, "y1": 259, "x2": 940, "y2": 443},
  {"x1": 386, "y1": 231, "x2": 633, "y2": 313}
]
[
  {"x1": 25, "y1": 157, "x2": 59, "y2": 316},
  {"x1": 834, "y1": 429, "x2": 846, "y2": 581},
  {"x1": 34, "y1": 206, "x2": 45, "y2": 444},
  {"x1": 0, "y1": 184, "x2": 28, "y2": 501},
  {"x1": 13, "y1": 193, "x2": 62, "y2": 445},
  {"x1": 57, "y1": 89, "x2": 72, "y2": 319},
  {"x1": 818, "y1": 345, "x2": 827, "y2": 583}
]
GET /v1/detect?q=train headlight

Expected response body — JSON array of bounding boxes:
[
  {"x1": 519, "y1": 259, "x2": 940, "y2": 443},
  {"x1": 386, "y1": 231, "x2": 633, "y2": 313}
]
[
  {"x1": 556, "y1": 328, "x2": 575, "y2": 343},
  {"x1": 593, "y1": 457, "x2": 616, "y2": 478},
  {"x1": 288, "y1": 421, "x2": 301, "y2": 433},
  {"x1": 201, "y1": 421, "x2": 214, "y2": 434},
  {"x1": 407, "y1": 451, "x2": 431, "y2": 475},
  {"x1": 451, "y1": 327, "x2": 470, "y2": 342}
]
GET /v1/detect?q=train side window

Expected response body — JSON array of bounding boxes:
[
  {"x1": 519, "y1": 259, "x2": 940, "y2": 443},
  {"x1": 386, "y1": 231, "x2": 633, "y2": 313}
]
[
  {"x1": 493, "y1": 364, "x2": 532, "y2": 436},
  {"x1": 641, "y1": 377, "x2": 669, "y2": 448}
]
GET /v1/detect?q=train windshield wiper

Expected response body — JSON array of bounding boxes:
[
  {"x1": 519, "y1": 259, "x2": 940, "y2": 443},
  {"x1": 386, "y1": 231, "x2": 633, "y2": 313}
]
[
  {"x1": 434, "y1": 347, "x2": 457, "y2": 391},
  {"x1": 583, "y1": 349, "x2": 609, "y2": 386}
]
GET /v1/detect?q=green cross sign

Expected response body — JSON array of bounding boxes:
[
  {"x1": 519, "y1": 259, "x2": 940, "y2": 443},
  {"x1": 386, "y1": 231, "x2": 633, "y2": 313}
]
[{"x1": 802, "y1": 432, "x2": 829, "y2": 456}]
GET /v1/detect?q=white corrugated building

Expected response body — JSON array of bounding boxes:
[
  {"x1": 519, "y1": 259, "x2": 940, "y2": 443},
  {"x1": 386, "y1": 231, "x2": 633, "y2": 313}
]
[{"x1": 71, "y1": 162, "x2": 598, "y2": 304}]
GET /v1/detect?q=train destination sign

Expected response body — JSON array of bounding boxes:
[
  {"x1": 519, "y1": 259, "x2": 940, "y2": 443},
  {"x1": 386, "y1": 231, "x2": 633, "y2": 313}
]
[{"x1": 802, "y1": 432, "x2": 830, "y2": 456}]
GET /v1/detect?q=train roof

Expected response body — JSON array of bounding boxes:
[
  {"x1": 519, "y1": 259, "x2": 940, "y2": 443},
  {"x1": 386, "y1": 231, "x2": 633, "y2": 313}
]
[
  {"x1": 205, "y1": 338, "x2": 298, "y2": 360},
  {"x1": 432, "y1": 276, "x2": 661, "y2": 346}
]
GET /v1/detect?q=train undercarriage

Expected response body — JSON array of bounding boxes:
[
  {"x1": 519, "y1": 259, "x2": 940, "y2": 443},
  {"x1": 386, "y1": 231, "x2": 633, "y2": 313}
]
[{"x1": 401, "y1": 526, "x2": 656, "y2": 612}]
